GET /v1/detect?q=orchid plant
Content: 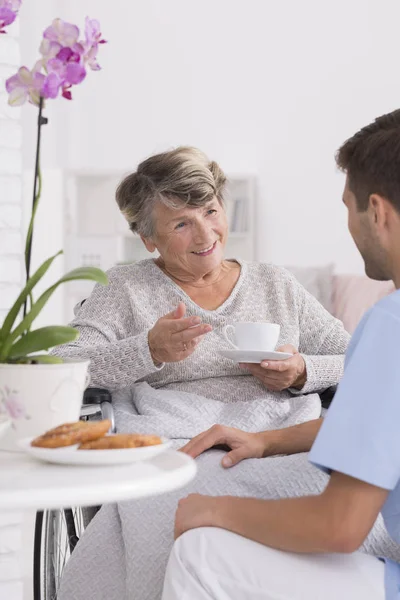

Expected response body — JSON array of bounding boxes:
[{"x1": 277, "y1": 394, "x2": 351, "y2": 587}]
[
  {"x1": 0, "y1": 14, "x2": 108, "y2": 364},
  {"x1": 0, "y1": 0, "x2": 21, "y2": 34},
  {"x1": 6, "y1": 17, "x2": 106, "y2": 106}
]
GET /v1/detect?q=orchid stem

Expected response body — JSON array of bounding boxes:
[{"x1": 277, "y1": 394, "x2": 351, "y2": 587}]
[{"x1": 23, "y1": 96, "x2": 48, "y2": 319}]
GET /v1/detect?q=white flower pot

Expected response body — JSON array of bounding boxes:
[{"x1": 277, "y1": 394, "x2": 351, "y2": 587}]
[{"x1": 0, "y1": 359, "x2": 90, "y2": 440}]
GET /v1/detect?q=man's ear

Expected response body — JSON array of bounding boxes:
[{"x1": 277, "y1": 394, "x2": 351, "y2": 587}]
[
  {"x1": 140, "y1": 235, "x2": 157, "y2": 253},
  {"x1": 369, "y1": 194, "x2": 389, "y2": 228}
]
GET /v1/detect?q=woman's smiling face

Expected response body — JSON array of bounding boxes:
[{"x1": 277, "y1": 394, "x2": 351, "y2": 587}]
[{"x1": 142, "y1": 196, "x2": 229, "y2": 277}]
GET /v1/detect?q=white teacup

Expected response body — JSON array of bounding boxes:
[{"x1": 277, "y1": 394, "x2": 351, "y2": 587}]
[{"x1": 223, "y1": 322, "x2": 280, "y2": 351}]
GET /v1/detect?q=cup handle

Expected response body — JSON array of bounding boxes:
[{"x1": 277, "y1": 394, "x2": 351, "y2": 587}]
[{"x1": 223, "y1": 324, "x2": 238, "y2": 349}]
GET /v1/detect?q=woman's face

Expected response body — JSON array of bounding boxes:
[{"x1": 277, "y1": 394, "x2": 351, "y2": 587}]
[{"x1": 143, "y1": 196, "x2": 228, "y2": 277}]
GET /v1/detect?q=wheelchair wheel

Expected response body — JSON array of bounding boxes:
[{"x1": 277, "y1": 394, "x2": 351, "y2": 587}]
[{"x1": 33, "y1": 506, "x2": 99, "y2": 600}]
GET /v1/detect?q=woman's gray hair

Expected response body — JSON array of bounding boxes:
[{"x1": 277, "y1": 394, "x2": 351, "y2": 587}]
[{"x1": 115, "y1": 146, "x2": 227, "y2": 238}]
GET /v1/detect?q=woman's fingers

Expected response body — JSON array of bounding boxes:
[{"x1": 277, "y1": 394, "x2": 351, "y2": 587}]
[
  {"x1": 150, "y1": 304, "x2": 211, "y2": 363},
  {"x1": 163, "y1": 302, "x2": 187, "y2": 320},
  {"x1": 242, "y1": 361, "x2": 291, "y2": 374},
  {"x1": 174, "y1": 302, "x2": 186, "y2": 319},
  {"x1": 276, "y1": 344, "x2": 298, "y2": 354},
  {"x1": 169, "y1": 316, "x2": 201, "y2": 331},
  {"x1": 239, "y1": 362, "x2": 289, "y2": 390},
  {"x1": 174, "y1": 323, "x2": 212, "y2": 344},
  {"x1": 239, "y1": 363, "x2": 264, "y2": 377},
  {"x1": 260, "y1": 358, "x2": 293, "y2": 372}
]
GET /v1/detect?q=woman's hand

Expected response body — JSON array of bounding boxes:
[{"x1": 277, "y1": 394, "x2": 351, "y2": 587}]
[
  {"x1": 148, "y1": 302, "x2": 212, "y2": 364},
  {"x1": 180, "y1": 424, "x2": 271, "y2": 467},
  {"x1": 240, "y1": 344, "x2": 307, "y2": 392}
]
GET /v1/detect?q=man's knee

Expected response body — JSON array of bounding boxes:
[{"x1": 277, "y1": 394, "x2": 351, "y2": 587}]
[
  {"x1": 174, "y1": 528, "x2": 206, "y2": 561},
  {"x1": 174, "y1": 527, "x2": 239, "y2": 572}
]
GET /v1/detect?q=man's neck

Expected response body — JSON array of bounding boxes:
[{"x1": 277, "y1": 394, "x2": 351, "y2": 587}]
[{"x1": 388, "y1": 242, "x2": 400, "y2": 289}]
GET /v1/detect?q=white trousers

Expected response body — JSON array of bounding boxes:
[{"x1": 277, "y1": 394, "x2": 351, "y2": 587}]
[{"x1": 162, "y1": 527, "x2": 386, "y2": 600}]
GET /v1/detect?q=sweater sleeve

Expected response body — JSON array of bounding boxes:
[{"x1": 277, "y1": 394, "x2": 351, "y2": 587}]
[
  {"x1": 52, "y1": 272, "x2": 164, "y2": 391},
  {"x1": 288, "y1": 275, "x2": 350, "y2": 395}
]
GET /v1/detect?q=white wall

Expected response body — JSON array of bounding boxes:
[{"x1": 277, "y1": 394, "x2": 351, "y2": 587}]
[
  {"x1": 14, "y1": 0, "x2": 400, "y2": 301},
  {"x1": 0, "y1": 20, "x2": 23, "y2": 326},
  {"x1": 48, "y1": 0, "x2": 400, "y2": 275},
  {"x1": 18, "y1": 0, "x2": 66, "y2": 327},
  {"x1": 0, "y1": 15, "x2": 25, "y2": 600}
]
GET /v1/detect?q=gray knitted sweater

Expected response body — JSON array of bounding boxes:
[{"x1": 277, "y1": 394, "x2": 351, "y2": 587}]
[{"x1": 55, "y1": 259, "x2": 349, "y2": 431}]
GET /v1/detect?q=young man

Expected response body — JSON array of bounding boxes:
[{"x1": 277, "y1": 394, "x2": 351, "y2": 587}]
[{"x1": 162, "y1": 109, "x2": 400, "y2": 600}]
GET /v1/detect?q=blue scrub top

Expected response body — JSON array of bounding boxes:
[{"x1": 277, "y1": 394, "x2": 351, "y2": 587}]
[{"x1": 310, "y1": 289, "x2": 400, "y2": 599}]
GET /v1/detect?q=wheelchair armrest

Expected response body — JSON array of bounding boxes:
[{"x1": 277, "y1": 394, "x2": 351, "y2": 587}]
[
  {"x1": 83, "y1": 387, "x2": 112, "y2": 405},
  {"x1": 82, "y1": 387, "x2": 116, "y2": 432},
  {"x1": 320, "y1": 386, "x2": 337, "y2": 410}
]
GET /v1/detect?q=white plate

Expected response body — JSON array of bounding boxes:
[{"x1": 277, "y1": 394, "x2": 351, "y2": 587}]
[
  {"x1": 18, "y1": 435, "x2": 171, "y2": 466},
  {"x1": 218, "y1": 349, "x2": 293, "y2": 363}
]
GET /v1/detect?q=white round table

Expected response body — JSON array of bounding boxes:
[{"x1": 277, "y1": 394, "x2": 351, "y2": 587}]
[
  {"x1": 0, "y1": 443, "x2": 197, "y2": 600},
  {"x1": 0, "y1": 448, "x2": 197, "y2": 510}
]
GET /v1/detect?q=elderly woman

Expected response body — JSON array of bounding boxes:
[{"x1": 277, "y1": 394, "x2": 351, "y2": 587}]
[{"x1": 56, "y1": 147, "x2": 397, "y2": 600}]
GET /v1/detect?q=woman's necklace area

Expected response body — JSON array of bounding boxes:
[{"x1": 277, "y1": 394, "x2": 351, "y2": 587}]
[{"x1": 155, "y1": 259, "x2": 236, "y2": 289}]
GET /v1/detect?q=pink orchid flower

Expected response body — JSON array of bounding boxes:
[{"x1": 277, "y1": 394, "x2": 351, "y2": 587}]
[
  {"x1": 3, "y1": 0, "x2": 21, "y2": 9},
  {"x1": 83, "y1": 17, "x2": 106, "y2": 71},
  {"x1": 6, "y1": 66, "x2": 45, "y2": 106},
  {"x1": 84, "y1": 17, "x2": 106, "y2": 46},
  {"x1": 46, "y1": 47, "x2": 86, "y2": 99},
  {"x1": 0, "y1": 0, "x2": 21, "y2": 34},
  {"x1": 43, "y1": 18, "x2": 79, "y2": 48},
  {"x1": 39, "y1": 38, "x2": 62, "y2": 61},
  {"x1": 41, "y1": 71, "x2": 62, "y2": 99},
  {"x1": 5, "y1": 15, "x2": 105, "y2": 105}
]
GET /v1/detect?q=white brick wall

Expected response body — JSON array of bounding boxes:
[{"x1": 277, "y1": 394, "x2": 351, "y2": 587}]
[
  {"x1": 0, "y1": 44, "x2": 23, "y2": 325},
  {"x1": 0, "y1": 21, "x2": 25, "y2": 600}
]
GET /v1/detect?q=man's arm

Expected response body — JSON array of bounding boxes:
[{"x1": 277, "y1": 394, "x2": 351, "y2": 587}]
[
  {"x1": 263, "y1": 418, "x2": 323, "y2": 456},
  {"x1": 174, "y1": 472, "x2": 389, "y2": 553}
]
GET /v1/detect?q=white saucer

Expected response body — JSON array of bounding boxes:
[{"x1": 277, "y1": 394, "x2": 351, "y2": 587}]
[
  {"x1": 218, "y1": 350, "x2": 293, "y2": 364},
  {"x1": 18, "y1": 435, "x2": 171, "y2": 466}
]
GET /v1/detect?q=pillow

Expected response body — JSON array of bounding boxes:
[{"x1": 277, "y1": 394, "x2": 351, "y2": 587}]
[
  {"x1": 285, "y1": 264, "x2": 334, "y2": 313},
  {"x1": 332, "y1": 275, "x2": 395, "y2": 334}
]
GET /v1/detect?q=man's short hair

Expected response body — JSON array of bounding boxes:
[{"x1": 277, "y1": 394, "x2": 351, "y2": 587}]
[{"x1": 336, "y1": 109, "x2": 400, "y2": 212}]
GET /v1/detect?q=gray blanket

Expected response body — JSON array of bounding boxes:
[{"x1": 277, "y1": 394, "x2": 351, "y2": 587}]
[{"x1": 57, "y1": 385, "x2": 400, "y2": 600}]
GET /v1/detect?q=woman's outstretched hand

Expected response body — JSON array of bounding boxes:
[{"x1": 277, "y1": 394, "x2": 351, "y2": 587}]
[{"x1": 148, "y1": 302, "x2": 212, "y2": 364}]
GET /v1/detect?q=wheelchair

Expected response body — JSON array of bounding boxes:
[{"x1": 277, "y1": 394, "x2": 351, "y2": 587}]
[
  {"x1": 32, "y1": 383, "x2": 337, "y2": 600},
  {"x1": 33, "y1": 388, "x2": 115, "y2": 600}
]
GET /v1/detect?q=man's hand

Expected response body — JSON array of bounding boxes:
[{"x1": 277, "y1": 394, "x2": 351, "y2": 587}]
[
  {"x1": 174, "y1": 473, "x2": 389, "y2": 553},
  {"x1": 241, "y1": 344, "x2": 307, "y2": 391},
  {"x1": 180, "y1": 425, "x2": 270, "y2": 467},
  {"x1": 174, "y1": 493, "x2": 220, "y2": 539}
]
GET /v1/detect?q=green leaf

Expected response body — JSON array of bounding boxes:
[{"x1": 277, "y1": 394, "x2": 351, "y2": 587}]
[
  {"x1": 56, "y1": 267, "x2": 108, "y2": 286},
  {"x1": 11, "y1": 354, "x2": 64, "y2": 364},
  {"x1": 7, "y1": 326, "x2": 79, "y2": 359},
  {"x1": 0, "y1": 266, "x2": 107, "y2": 361},
  {"x1": 25, "y1": 167, "x2": 42, "y2": 276},
  {"x1": 0, "y1": 250, "x2": 63, "y2": 345}
]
